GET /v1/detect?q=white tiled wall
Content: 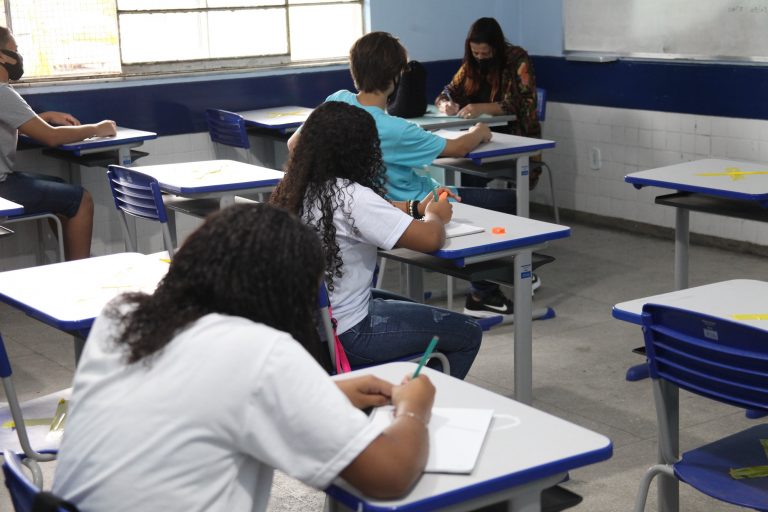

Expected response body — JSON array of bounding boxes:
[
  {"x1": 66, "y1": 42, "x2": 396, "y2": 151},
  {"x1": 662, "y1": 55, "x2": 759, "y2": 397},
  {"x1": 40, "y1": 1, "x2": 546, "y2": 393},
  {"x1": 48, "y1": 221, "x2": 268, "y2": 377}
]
[{"x1": 534, "y1": 102, "x2": 768, "y2": 247}]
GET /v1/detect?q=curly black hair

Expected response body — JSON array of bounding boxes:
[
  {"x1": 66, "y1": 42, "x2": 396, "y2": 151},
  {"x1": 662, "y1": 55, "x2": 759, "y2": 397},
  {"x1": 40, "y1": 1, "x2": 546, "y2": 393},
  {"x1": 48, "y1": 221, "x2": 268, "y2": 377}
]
[
  {"x1": 270, "y1": 101, "x2": 386, "y2": 290},
  {"x1": 107, "y1": 203, "x2": 326, "y2": 365}
]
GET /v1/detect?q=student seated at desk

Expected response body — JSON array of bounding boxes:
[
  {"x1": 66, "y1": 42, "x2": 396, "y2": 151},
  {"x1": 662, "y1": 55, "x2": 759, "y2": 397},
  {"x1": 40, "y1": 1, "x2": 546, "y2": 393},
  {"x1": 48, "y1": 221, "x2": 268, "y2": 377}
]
[
  {"x1": 288, "y1": 31, "x2": 519, "y2": 318},
  {"x1": 0, "y1": 27, "x2": 116, "y2": 260},
  {"x1": 52, "y1": 203, "x2": 435, "y2": 511},
  {"x1": 435, "y1": 17, "x2": 542, "y2": 188},
  {"x1": 272, "y1": 101, "x2": 482, "y2": 379}
]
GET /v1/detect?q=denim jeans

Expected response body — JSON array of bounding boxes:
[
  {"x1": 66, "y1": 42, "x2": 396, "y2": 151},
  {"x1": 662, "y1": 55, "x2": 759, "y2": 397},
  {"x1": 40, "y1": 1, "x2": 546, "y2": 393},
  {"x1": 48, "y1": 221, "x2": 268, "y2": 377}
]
[
  {"x1": 455, "y1": 186, "x2": 518, "y2": 297},
  {"x1": 338, "y1": 291, "x2": 482, "y2": 379}
]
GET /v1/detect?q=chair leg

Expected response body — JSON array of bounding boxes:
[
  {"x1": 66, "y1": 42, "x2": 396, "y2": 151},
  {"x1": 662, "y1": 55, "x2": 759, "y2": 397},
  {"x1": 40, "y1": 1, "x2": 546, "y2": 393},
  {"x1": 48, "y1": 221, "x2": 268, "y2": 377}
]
[
  {"x1": 375, "y1": 257, "x2": 387, "y2": 289},
  {"x1": 118, "y1": 212, "x2": 136, "y2": 252},
  {"x1": 634, "y1": 464, "x2": 674, "y2": 512},
  {"x1": 447, "y1": 276, "x2": 454, "y2": 310},
  {"x1": 542, "y1": 162, "x2": 559, "y2": 224},
  {"x1": 51, "y1": 215, "x2": 65, "y2": 263}
]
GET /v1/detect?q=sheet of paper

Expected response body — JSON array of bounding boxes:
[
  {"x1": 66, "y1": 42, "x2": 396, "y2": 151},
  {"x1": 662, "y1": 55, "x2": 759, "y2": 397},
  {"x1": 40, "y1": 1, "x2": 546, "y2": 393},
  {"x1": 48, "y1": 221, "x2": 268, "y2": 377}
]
[
  {"x1": 370, "y1": 406, "x2": 494, "y2": 473},
  {"x1": 444, "y1": 220, "x2": 485, "y2": 238}
]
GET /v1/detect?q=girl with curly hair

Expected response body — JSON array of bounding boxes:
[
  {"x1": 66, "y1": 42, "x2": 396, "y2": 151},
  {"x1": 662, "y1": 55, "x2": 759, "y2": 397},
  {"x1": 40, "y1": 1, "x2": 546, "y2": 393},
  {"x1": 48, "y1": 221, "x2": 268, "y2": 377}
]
[{"x1": 271, "y1": 101, "x2": 482, "y2": 379}]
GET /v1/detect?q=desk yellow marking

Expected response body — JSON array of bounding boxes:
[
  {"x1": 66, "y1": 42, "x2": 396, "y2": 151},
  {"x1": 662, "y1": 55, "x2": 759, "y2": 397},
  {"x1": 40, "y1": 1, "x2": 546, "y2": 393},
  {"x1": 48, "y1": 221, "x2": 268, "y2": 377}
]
[
  {"x1": 730, "y1": 439, "x2": 768, "y2": 479},
  {"x1": 2, "y1": 418, "x2": 54, "y2": 429},
  {"x1": 732, "y1": 313, "x2": 768, "y2": 320},
  {"x1": 696, "y1": 167, "x2": 768, "y2": 181},
  {"x1": 191, "y1": 168, "x2": 223, "y2": 180},
  {"x1": 267, "y1": 111, "x2": 305, "y2": 118}
]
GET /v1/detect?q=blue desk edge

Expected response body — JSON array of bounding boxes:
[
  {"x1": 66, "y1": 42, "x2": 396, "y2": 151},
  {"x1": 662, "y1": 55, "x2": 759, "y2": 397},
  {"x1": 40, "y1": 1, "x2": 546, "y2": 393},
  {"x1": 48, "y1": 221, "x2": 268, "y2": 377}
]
[
  {"x1": 433, "y1": 227, "x2": 571, "y2": 264},
  {"x1": 624, "y1": 176, "x2": 768, "y2": 204}
]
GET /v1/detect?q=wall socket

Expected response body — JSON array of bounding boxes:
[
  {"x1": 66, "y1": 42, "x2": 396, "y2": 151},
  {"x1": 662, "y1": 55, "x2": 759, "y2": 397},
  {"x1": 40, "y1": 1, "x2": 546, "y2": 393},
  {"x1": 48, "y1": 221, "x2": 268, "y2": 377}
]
[{"x1": 589, "y1": 146, "x2": 602, "y2": 170}]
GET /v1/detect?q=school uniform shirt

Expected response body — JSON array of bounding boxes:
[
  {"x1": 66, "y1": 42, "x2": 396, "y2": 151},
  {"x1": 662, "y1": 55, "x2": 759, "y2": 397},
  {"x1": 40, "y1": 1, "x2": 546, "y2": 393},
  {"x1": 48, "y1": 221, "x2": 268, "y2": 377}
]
[
  {"x1": 52, "y1": 307, "x2": 385, "y2": 512},
  {"x1": 305, "y1": 179, "x2": 412, "y2": 334},
  {"x1": 0, "y1": 83, "x2": 36, "y2": 180},
  {"x1": 325, "y1": 90, "x2": 446, "y2": 201}
]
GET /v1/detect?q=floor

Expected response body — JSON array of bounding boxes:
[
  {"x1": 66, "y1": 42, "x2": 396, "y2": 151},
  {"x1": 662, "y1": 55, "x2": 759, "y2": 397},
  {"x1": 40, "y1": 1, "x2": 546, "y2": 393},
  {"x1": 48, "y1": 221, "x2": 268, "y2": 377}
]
[{"x1": 0, "y1": 216, "x2": 766, "y2": 511}]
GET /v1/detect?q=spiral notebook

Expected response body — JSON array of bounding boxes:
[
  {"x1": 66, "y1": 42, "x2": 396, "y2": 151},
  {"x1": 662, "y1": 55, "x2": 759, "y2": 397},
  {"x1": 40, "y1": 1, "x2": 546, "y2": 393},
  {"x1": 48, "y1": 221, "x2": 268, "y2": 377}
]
[{"x1": 369, "y1": 406, "x2": 494, "y2": 474}]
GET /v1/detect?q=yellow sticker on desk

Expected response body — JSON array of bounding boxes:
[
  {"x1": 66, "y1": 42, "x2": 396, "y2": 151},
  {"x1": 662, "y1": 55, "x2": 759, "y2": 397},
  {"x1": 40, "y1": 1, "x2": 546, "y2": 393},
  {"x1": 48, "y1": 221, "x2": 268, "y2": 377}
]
[
  {"x1": 267, "y1": 111, "x2": 305, "y2": 118},
  {"x1": 732, "y1": 314, "x2": 768, "y2": 320},
  {"x1": 696, "y1": 167, "x2": 768, "y2": 181}
]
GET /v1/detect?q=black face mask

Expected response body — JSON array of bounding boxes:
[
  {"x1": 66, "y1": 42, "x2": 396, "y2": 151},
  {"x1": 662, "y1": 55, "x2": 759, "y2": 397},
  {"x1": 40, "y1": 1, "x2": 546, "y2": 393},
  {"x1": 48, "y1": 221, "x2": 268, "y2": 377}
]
[
  {"x1": 0, "y1": 49, "x2": 23, "y2": 81},
  {"x1": 476, "y1": 57, "x2": 494, "y2": 75}
]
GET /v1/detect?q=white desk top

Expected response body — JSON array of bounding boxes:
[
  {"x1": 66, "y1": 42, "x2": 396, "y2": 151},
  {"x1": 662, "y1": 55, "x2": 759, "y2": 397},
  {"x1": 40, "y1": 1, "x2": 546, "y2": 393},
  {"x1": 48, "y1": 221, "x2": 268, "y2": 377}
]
[
  {"x1": 0, "y1": 197, "x2": 23, "y2": 217},
  {"x1": 57, "y1": 127, "x2": 157, "y2": 153},
  {"x1": 0, "y1": 252, "x2": 169, "y2": 332},
  {"x1": 434, "y1": 129, "x2": 556, "y2": 165},
  {"x1": 625, "y1": 158, "x2": 768, "y2": 204},
  {"x1": 409, "y1": 104, "x2": 516, "y2": 131},
  {"x1": 330, "y1": 362, "x2": 612, "y2": 511},
  {"x1": 433, "y1": 202, "x2": 570, "y2": 264},
  {"x1": 612, "y1": 279, "x2": 768, "y2": 326},
  {"x1": 135, "y1": 159, "x2": 284, "y2": 196},
  {"x1": 237, "y1": 106, "x2": 313, "y2": 132}
]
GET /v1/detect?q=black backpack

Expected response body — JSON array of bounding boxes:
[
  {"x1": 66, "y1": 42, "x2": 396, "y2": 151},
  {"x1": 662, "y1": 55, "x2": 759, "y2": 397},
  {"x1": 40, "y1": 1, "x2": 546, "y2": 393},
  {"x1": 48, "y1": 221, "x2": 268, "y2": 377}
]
[{"x1": 387, "y1": 60, "x2": 427, "y2": 118}]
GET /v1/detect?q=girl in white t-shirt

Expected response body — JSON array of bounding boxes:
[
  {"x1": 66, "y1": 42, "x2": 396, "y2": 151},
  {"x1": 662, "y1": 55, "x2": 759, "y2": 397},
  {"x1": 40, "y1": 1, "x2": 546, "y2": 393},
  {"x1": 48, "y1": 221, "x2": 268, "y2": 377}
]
[
  {"x1": 271, "y1": 101, "x2": 482, "y2": 378},
  {"x1": 52, "y1": 204, "x2": 435, "y2": 511}
]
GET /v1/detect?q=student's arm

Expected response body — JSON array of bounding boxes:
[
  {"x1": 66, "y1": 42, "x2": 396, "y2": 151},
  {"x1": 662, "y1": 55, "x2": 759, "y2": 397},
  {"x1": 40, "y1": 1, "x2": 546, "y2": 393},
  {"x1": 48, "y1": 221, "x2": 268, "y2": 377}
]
[
  {"x1": 39, "y1": 111, "x2": 81, "y2": 126},
  {"x1": 456, "y1": 102, "x2": 504, "y2": 119},
  {"x1": 340, "y1": 375, "x2": 435, "y2": 498},
  {"x1": 395, "y1": 192, "x2": 452, "y2": 252},
  {"x1": 287, "y1": 130, "x2": 300, "y2": 152},
  {"x1": 440, "y1": 123, "x2": 492, "y2": 158},
  {"x1": 18, "y1": 115, "x2": 117, "y2": 147},
  {"x1": 335, "y1": 375, "x2": 393, "y2": 409}
]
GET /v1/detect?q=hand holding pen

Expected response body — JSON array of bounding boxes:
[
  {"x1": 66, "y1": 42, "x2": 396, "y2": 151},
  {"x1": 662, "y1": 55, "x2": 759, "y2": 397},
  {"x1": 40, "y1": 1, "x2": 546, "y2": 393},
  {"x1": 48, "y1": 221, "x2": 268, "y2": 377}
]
[
  {"x1": 438, "y1": 87, "x2": 460, "y2": 115},
  {"x1": 419, "y1": 187, "x2": 458, "y2": 223}
]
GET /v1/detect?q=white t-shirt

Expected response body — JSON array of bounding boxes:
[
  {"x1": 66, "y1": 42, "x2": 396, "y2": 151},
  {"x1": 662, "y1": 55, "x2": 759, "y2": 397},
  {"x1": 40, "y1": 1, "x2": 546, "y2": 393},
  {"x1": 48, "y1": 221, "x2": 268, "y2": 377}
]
[
  {"x1": 0, "y1": 83, "x2": 36, "y2": 180},
  {"x1": 305, "y1": 179, "x2": 412, "y2": 334},
  {"x1": 52, "y1": 307, "x2": 385, "y2": 512}
]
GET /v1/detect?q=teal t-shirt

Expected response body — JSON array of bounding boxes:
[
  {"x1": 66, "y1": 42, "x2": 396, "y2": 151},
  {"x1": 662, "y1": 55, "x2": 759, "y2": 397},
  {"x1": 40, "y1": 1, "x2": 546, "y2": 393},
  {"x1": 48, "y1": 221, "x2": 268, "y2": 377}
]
[{"x1": 325, "y1": 90, "x2": 447, "y2": 201}]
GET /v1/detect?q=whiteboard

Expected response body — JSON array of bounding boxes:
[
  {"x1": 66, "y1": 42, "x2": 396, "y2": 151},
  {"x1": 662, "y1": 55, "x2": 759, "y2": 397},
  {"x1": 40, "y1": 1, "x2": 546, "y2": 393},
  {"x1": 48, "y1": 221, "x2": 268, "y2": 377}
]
[{"x1": 564, "y1": 0, "x2": 768, "y2": 62}]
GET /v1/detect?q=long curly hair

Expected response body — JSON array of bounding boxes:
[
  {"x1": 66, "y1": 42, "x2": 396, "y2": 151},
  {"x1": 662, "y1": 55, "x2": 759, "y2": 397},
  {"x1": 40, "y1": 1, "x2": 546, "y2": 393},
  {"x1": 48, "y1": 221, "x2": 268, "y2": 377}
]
[
  {"x1": 107, "y1": 204, "x2": 326, "y2": 366},
  {"x1": 270, "y1": 101, "x2": 386, "y2": 290},
  {"x1": 462, "y1": 17, "x2": 508, "y2": 101}
]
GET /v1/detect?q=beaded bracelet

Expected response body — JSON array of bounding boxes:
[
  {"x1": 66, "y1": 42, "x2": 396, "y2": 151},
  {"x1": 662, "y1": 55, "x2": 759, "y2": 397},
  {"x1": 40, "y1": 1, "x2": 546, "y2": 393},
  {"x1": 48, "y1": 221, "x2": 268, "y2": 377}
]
[
  {"x1": 395, "y1": 410, "x2": 428, "y2": 428},
  {"x1": 409, "y1": 200, "x2": 423, "y2": 220}
]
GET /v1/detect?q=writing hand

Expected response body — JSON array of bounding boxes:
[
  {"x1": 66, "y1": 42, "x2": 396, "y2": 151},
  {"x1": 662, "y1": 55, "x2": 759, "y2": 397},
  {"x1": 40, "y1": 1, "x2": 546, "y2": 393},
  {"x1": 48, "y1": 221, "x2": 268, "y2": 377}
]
[
  {"x1": 392, "y1": 375, "x2": 435, "y2": 424},
  {"x1": 336, "y1": 375, "x2": 394, "y2": 409},
  {"x1": 458, "y1": 104, "x2": 485, "y2": 119}
]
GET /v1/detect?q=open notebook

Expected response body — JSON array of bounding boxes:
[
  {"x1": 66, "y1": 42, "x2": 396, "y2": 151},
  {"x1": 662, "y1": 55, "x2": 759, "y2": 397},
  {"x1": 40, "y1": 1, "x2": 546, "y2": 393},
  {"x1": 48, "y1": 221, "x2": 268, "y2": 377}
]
[
  {"x1": 445, "y1": 220, "x2": 484, "y2": 238},
  {"x1": 369, "y1": 406, "x2": 494, "y2": 474}
]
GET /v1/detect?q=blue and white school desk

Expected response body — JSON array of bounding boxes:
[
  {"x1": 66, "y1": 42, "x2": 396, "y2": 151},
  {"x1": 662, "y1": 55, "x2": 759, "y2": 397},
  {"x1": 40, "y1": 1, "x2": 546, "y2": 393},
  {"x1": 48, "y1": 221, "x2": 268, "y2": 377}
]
[
  {"x1": 380, "y1": 202, "x2": 570, "y2": 405},
  {"x1": 329, "y1": 362, "x2": 612, "y2": 512},
  {"x1": 55, "y1": 127, "x2": 157, "y2": 167},
  {"x1": 237, "y1": 105, "x2": 314, "y2": 135},
  {"x1": 0, "y1": 252, "x2": 170, "y2": 362},
  {"x1": 135, "y1": 159, "x2": 284, "y2": 207},
  {"x1": 625, "y1": 158, "x2": 768, "y2": 290},
  {"x1": 612, "y1": 279, "x2": 768, "y2": 512},
  {"x1": 433, "y1": 130, "x2": 557, "y2": 219},
  {"x1": 408, "y1": 104, "x2": 516, "y2": 131},
  {"x1": 0, "y1": 197, "x2": 23, "y2": 217}
]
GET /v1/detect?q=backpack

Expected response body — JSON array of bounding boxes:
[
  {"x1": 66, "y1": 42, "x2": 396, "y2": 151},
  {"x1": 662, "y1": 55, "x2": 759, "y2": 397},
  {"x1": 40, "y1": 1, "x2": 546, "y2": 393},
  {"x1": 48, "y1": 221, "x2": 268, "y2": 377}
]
[{"x1": 387, "y1": 60, "x2": 427, "y2": 118}]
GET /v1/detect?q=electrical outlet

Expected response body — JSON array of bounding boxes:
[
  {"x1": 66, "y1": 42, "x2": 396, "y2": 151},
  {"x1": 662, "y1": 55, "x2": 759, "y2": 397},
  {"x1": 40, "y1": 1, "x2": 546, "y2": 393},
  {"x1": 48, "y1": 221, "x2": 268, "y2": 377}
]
[{"x1": 589, "y1": 147, "x2": 602, "y2": 170}]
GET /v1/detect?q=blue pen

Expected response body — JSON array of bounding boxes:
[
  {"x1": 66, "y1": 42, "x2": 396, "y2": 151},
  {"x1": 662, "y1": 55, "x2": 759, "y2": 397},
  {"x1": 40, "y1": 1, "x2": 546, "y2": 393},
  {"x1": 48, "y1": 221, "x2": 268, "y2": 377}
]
[
  {"x1": 432, "y1": 185, "x2": 440, "y2": 201},
  {"x1": 442, "y1": 87, "x2": 453, "y2": 103},
  {"x1": 413, "y1": 336, "x2": 439, "y2": 378}
]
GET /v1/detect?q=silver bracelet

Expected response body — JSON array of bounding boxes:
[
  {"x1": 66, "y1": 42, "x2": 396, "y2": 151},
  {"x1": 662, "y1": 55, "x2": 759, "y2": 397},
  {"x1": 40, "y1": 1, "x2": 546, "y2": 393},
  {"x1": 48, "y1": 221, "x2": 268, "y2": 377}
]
[{"x1": 396, "y1": 410, "x2": 428, "y2": 428}]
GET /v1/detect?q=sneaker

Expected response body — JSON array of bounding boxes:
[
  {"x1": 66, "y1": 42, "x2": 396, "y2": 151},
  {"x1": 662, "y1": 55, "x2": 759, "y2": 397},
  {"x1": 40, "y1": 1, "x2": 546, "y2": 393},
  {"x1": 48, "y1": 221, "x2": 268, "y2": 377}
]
[
  {"x1": 532, "y1": 273, "x2": 542, "y2": 295},
  {"x1": 463, "y1": 289, "x2": 513, "y2": 318}
]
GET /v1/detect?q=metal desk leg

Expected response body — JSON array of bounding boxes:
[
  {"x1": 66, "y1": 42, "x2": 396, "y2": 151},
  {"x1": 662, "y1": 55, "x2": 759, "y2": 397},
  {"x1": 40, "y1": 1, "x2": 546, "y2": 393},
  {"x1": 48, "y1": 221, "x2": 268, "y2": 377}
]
[
  {"x1": 674, "y1": 208, "x2": 689, "y2": 290},
  {"x1": 516, "y1": 156, "x2": 530, "y2": 218},
  {"x1": 658, "y1": 380, "x2": 680, "y2": 512},
  {"x1": 514, "y1": 249, "x2": 534, "y2": 404},
  {"x1": 405, "y1": 264, "x2": 425, "y2": 303},
  {"x1": 117, "y1": 146, "x2": 134, "y2": 167}
]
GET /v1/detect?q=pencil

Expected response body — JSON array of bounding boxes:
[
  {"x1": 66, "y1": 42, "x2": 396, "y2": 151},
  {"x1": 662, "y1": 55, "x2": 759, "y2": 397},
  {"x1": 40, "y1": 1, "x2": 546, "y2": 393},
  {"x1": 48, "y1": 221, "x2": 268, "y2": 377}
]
[{"x1": 413, "y1": 336, "x2": 439, "y2": 378}]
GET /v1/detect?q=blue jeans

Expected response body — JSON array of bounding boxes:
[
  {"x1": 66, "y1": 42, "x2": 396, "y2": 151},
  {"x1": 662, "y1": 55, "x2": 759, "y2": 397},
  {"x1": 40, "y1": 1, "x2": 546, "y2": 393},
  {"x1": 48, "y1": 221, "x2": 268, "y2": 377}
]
[
  {"x1": 338, "y1": 290, "x2": 482, "y2": 379},
  {"x1": 455, "y1": 186, "x2": 518, "y2": 297},
  {"x1": 0, "y1": 172, "x2": 84, "y2": 218}
]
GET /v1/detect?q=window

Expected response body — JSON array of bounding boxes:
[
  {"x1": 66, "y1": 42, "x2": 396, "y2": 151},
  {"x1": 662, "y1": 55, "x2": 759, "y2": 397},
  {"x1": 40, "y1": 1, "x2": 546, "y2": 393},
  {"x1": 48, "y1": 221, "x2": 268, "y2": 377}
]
[{"x1": 1, "y1": 0, "x2": 363, "y2": 81}]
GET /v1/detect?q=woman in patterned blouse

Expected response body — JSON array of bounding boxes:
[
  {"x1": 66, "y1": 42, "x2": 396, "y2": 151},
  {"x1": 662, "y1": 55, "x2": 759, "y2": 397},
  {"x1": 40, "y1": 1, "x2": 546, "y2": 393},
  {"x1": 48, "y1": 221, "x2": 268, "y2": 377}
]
[{"x1": 436, "y1": 17, "x2": 542, "y2": 187}]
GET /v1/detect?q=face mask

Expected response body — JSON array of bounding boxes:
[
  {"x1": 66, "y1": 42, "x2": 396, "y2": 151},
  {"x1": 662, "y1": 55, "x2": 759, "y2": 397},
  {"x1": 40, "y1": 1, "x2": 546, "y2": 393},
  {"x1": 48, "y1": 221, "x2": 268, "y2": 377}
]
[
  {"x1": 387, "y1": 73, "x2": 401, "y2": 104},
  {"x1": 476, "y1": 57, "x2": 494, "y2": 75},
  {"x1": 0, "y1": 49, "x2": 23, "y2": 81}
]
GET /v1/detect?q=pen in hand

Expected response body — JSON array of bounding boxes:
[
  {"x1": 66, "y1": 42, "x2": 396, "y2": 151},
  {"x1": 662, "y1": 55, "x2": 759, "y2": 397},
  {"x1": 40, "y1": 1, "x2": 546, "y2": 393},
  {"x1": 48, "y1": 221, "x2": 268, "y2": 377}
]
[
  {"x1": 432, "y1": 186, "x2": 440, "y2": 202},
  {"x1": 413, "y1": 336, "x2": 440, "y2": 378}
]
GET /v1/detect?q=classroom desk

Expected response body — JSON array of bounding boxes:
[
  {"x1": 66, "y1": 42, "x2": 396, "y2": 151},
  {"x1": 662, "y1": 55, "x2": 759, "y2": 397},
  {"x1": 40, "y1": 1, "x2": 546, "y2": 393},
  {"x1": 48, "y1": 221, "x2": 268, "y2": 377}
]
[
  {"x1": 625, "y1": 158, "x2": 768, "y2": 290},
  {"x1": 612, "y1": 279, "x2": 768, "y2": 512},
  {"x1": 380, "y1": 202, "x2": 570, "y2": 405},
  {"x1": 433, "y1": 131, "x2": 556, "y2": 218},
  {"x1": 328, "y1": 362, "x2": 613, "y2": 512},
  {"x1": 0, "y1": 197, "x2": 23, "y2": 238},
  {"x1": 0, "y1": 252, "x2": 169, "y2": 362},
  {"x1": 237, "y1": 105, "x2": 314, "y2": 135},
  {"x1": 135, "y1": 159, "x2": 284, "y2": 207},
  {"x1": 408, "y1": 104, "x2": 516, "y2": 131}
]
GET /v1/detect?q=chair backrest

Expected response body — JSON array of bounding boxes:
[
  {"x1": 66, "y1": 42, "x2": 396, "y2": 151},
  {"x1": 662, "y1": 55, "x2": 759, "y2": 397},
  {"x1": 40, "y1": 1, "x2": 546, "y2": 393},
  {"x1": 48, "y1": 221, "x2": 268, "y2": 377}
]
[
  {"x1": 107, "y1": 166, "x2": 169, "y2": 224},
  {"x1": 641, "y1": 304, "x2": 768, "y2": 412},
  {"x1": 3, "y1": 450, "x2": 40, "y2": 512},
  {"x1": 536, "y1": 87, "x2": 547, "y2": 122},
  {"x1": 205, "y1": 109, "x2": 250, "y2": 150}
]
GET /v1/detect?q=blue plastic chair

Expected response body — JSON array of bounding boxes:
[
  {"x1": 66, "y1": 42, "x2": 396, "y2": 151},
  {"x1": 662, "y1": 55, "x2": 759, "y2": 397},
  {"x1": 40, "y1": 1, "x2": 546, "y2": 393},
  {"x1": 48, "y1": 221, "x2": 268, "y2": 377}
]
[
  {"x1": 205, "y1": 109, "x2": 254, "y2": 163},
  {"x1": 317, "y1": 282, "x2": 450, "y2": 376},
  {"x1": 634, "y1": 304, "x2": 768, "y2": 511},
  {"x1": 0, "y1": 332, "x2": 56, "y2": 488},
  {"x1": 106, "y1": 165, "x2": 176, "y2": 258},
  {"x1": 2, "y1": 449, "x2": 75, "y2": 512}
]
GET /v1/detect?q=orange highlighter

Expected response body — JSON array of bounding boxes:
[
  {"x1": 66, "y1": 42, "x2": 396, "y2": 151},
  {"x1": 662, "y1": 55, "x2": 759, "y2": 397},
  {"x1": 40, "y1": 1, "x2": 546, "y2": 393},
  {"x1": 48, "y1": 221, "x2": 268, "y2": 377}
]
[{"x1": 439, "y1": 191, "x2": 449, "y2": 201}]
